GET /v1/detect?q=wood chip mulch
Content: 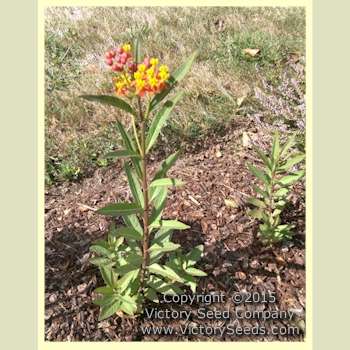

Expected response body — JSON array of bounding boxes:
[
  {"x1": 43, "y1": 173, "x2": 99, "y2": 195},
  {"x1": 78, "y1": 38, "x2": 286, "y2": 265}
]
[{"x1": 45, "y1": 121, "x2": 305, "y2": 341}]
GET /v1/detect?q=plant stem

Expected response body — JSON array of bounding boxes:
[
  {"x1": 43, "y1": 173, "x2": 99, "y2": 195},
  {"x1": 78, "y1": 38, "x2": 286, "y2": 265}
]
[
  {"x1": 131, "y1": 116, "x2": 142, "y2": 156},
  {"x1": 138, "y1": 96, "x2": 150, "y2": 293}
]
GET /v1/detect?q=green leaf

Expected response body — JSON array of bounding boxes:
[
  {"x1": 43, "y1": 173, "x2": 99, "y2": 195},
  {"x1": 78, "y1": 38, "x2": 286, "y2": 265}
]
[
  {"x1": 185, "y1": 267, "x2": 207, "y2": 277},
  {"x1": 89, "y1": 245, "x2": 112, "y2": 257},
  {"x1": 123, "y1": 252, "x2": 143, "y2": 267},
  {"x1": 149, "y1": 187, "x2": 167, "y2": 227},
  {"x1": 253, "y1": 185, "x2": 269, "y2": 198},
  {"x1": 90, "y1": 257, "x2": 114, "y2": 267},
  {"x1": 278, "y1": 153, "x2": 305, "y2": 171},
  {"x1": 150, "y1": 178, "x2": 184, "y2": 188},
  {"x1": 97, "y1": 202, "x2": 143, "y2": 216},
  {"x1": 80, "y1": 95, "x2": 136, "y2": 116},
  {"x1": 119, "y1": 295, "x2": 138, "y2": 315},
  {"x1": 115, "y1": 226, "x2": 143, "y2": 241},
  {"x1": 144, "y1": 287, "x2": 159, "y2": 303},
  {"x1": 224, "y1": 199, "x2": 238, "y2": 208},
  {"x1": 93, "y1": 294, "x2": 116, "y2": 306},
  {"x1": 98, "y1": 298, "x2": 121, "y2": 321},
  {"x1": 123, "y1": 214, "x2": 143, "y2": 237},
  {"x1": 247, "y1": 208, "x2": 263, "y2": 220},
  {"x1": 280, "y1": 133, "x2": 296, "y2": 159},
  {"x1": 99, "y1": 266, "x2": 118, "y2": 288},
  {"x1": 149, "y1": 241, "x2": 181, "y2": 253},
  {"x1": 274, "y1": 187, "x2": 289, "y2": 198},
  {"x1": 116, "y1": 121, "x2": 142, "y2": 177},
  {"x1": 171, "y1": 51, "x2": 198, "y2": 82},
  {"x1": 247, "y1": 163, "x2": 270, "y2": 185},
  {"x1": 148, "y1": 51, "x2": 198, "y2": 113},
  {"x1": 252, "y1": 144, "x2": 271, "y2": 169},
  {"x1": 150, "y1": 220, "x2": 190, "y2": 230},
  {"x1": 153, "y1": 150, "x2": 181, "y2": 181},
  {"x1": 148, "y1": 263, "x2": 184, "y2": 283},
  {"x1": 146, "y1": 92, "x2": 183, "y2": 153},
  {"x1": 94, "y1": 286, "x2": 114, "y2": 295},
  {"x1": 271, "y1": 131, "x2": 280, "y2": 163},
  {"x1": 106, "y1": 149, "x2": 140, "y2": 159},
  {"x1": 185, "y1": 245, "x2": 204, "y2": 267},
  {"x1": 272, "y1": 208, "x2": 282, "y2": 217},
  {"x1": 247, "y1": 197, "x2": 266, "y2": 208},
  {"x1": 124, "y1": 162, "x2": 144, "y2": 208},
  {"x1": 116, "y1": 269, "x2": 139, "y2": 293},
  {"x1": 147, "y1": 275, "x2": 183, "y2": 295},
  {"x1": 152, "y1": 227, "x2": 173, "y2": 245},
  {"x1": 278, "y1": 170, "x2": 305, "y2": 186}
]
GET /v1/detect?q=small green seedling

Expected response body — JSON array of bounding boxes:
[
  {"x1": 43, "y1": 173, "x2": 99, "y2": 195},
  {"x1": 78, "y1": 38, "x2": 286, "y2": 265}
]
[{"x1": 246, "y1": 131, "x2": 305, "y2": 245}]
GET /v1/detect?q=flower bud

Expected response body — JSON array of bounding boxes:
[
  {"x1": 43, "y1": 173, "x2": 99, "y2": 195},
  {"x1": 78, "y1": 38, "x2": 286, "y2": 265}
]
[
  {"x1": 128, "y1": 62, "x2": 137, "y2": 72},
  {"x1": 105, "y1": 58, "x2": 113, "y2": 66},
  {"x1": 109, "y1": 50, "x2": 116, "y2": 58},
  {"x1": 112, "y1": 63, "x2": 123, "y2": 72},
  {"x1": 105, "y1": 51, "x2": 112, "y2": 59},
  {"x1": 143, "y1": 57, "x2": 150, "y2": 68}
]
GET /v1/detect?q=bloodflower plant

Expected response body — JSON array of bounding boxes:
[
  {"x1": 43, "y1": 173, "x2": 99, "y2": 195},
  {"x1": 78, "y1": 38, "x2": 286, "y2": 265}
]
[
  {"x1": 246, "y1": 131, "x2": 305, "y2": 245},
  {"x1": 81, "y1": 41, "x2": 206, "y2": 321}
]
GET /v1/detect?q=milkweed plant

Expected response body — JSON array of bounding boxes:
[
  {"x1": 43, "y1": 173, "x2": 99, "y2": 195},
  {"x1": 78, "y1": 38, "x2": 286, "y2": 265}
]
[
  {"x1": 81, "y1": 41, "x2": 206, "y2": 321},
  {"x1": 246, "y1": 131, "x2": 305, "y2": 245}
]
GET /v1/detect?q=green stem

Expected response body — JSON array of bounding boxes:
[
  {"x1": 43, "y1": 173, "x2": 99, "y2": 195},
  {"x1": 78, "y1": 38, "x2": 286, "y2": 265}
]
[
  {"x1": 138, "y1": 96, "x2": 150, "y2": 293},
  {"x1": 131, "y1": 116, "x2": 142, "y2": 156}
]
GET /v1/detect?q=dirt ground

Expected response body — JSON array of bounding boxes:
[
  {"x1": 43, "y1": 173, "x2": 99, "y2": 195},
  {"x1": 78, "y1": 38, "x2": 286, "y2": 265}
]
[{"x1": 45, "y1": 117, "x2": 305, "y2": 341}]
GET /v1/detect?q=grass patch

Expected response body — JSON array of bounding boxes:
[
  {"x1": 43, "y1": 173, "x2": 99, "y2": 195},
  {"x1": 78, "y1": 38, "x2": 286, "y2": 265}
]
[{"x1": 45, "y1": 6, "x2": 305, "y2": 185}]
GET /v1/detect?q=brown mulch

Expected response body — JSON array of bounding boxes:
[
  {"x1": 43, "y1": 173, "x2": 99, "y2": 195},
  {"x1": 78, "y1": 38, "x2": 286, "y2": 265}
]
[{"x1": 45, "y1": 119, "x2": 305, "y2": 341}]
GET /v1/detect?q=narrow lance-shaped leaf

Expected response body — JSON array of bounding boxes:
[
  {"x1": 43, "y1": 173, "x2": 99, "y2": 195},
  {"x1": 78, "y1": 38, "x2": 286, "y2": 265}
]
[
  {"x1": 80, "y1": 95, "x2": 136, "y2": 116},
  {"x1": 153, "y1": 150, "x2": 181, "y2": 181},
  {"x1": 271, "y1": 131, "x2": 280, "y2": 164},
  {"x1": 149, "y1": 241, "x2": 181, "y2": 253},
  {"x1": 123, "y1": 214, "x2": 143, "y2": 237},
  {"x1": 150, "y1": 178, "x2": 184, "y2": 188},
  {"x1": 116, "y1": 121, "x2": 142, "y2": 177},
  {"x1": 247, "y1": 163, "x2": 270, "y2": 185},
  {"x1": 113, "y1": 226, "x2": 143, "y2": 241},
  {"x1": 185, "y1": 267, "x2": 207, "y2": 277},
  {"x1": 247, "y1": 208, "x2": 263, "y2": 220},
  {"x1": 278, "y1": 170, "x2": 305, "y2": 186},
  {"x1": 149, "y1": 51, "x2": 198, "y2": 113},
  {"x1": 253, "y1": 184, "x2": 269, "y2": 199},
  {"x1": 124, "y1": 162, "x2": 144, "y2": 208},
  {"x1": 97, "y1": 202, "x2": 143, "y2": 216},
  {"x1": 280, "y1": 133, "x2": 296, "y2": 159},
  {"x1": 119, "y1": 295, "x2": 138, "y2": 315},
  {"x1": 99, "y1": 265, "x2": 117, "y2": 288},
  {"x1": 98, "y1": 298, "x2": 121, "y2": 321},
  {"x1": 146, "y1": 91, "x2": 183, "y2": 153},
  {"x1": 148, "y1": 263, "x2": 184, "y2": 283},
  {"x1": 150, "y1": 219, "x2": 190, "y2": 230},
  {"x1": 185, "y1": 245, "x2": 204, "y2": 267},
  {"x1": 278, "y1": 153, "x2": 305, "y2": 172},
  {"x1": 149, "y1": 187, "x2": 168, "y2": 227},
  {"x1": 247, "y1": 197, "x2": 266, "y2": 209},
  {"x1": 252, "y1": 144, "x2": 271, "y2": 170},
  {"x1": 116, "y1": 269, "x2": 139, "y2": 293}
]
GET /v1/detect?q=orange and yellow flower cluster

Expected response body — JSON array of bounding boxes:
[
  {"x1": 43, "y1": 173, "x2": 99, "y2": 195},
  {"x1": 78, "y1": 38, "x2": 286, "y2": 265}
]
[{"x1": 105, "y1": 44, "x2": 170, "y2": 97}]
